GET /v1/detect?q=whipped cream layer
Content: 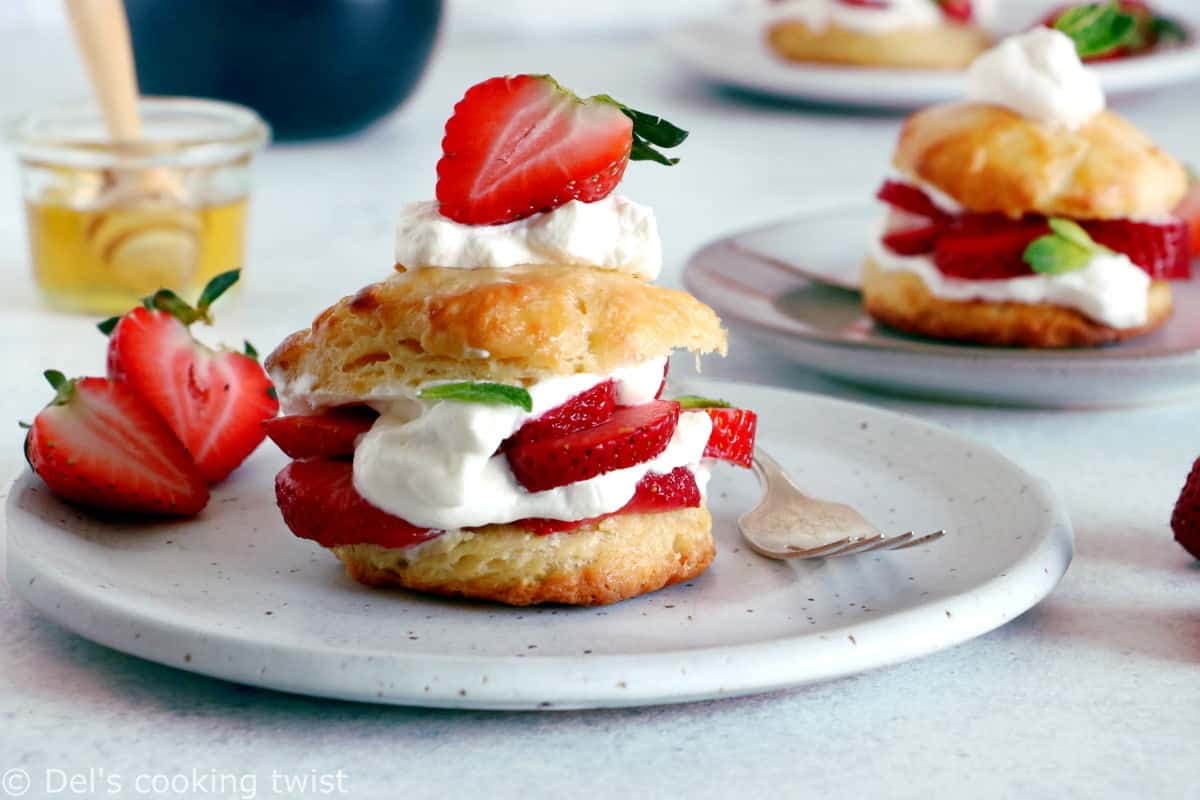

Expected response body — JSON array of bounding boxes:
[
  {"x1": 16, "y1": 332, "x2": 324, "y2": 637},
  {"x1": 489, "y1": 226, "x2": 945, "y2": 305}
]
[
  {"x1": 966, "y1": 28, "x2": 1104, "y2": 130},
  {"x1": 760, "y1": 0, "x2": 992, "y2": 34},
  {"x1": 870, "y1": 221, "x2": 1150, "y2": 329},
  {"x1": 343, "y1": 358, "x2": 714, "y2": 530},
  {"x1": 394, "y1": 194, "x2": 662, "y2": 280}
]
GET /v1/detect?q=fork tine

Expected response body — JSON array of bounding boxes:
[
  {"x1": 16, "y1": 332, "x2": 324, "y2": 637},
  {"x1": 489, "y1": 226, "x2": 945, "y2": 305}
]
[
  {"x1": 851, "y1": 531, "x2": 914, "y2": 555},
  {"x1": 890, "y1": 530, "x2": 946, "y2": 550},
  {"x1": 795, "y1": 534, "x2": 885, "y2": 558},
  {"x1": 787, "y1": 536, "x2": 873, "y2": 558},
  {"x1": 830, "y1": 534, "x2": 898, "y2": 558}
]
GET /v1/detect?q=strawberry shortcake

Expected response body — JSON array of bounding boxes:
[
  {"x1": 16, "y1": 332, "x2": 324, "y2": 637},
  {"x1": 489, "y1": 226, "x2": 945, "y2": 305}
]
[
  {"x1": 864, "y1": 27, "x2": 1191, "y2": 347},
  {"x1": 762, "y1": 0, "x2": 994, "y2": 70},
  {"x1": 264, "y1": 75, "x2": 757, "y2": 606}
]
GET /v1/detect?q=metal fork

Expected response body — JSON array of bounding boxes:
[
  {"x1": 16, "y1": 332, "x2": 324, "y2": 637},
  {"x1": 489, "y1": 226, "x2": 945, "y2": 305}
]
[{"x1": 738, "y1": 448, "x2": 945, "y2": 560}]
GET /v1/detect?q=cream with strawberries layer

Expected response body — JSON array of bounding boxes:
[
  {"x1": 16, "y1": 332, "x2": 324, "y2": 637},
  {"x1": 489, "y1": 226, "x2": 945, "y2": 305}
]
[
  {"x1": 276, "y1": 358, "x2": 715, "y2": 531},
  {"x1": 759, "y1": 0, "x2": 993, "y2": 34},
  {"x1": 394, "y1": 194, "x2": 661, "y2": 280},
  {"x1": 869, "y1": 216, "x2": 1151, "y2": 328}
]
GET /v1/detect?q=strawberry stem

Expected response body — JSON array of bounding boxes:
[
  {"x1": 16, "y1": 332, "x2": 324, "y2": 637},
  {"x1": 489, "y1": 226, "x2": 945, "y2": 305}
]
[
  {"x1": 43, "y1": 370, "x2": 75, "y2": 405},
  {"x1": 592, "y1": 93, "x2": 688, "y2": 166},
  {"x1": 196, "y1": 269, "x2": 240, "y2": 319}
]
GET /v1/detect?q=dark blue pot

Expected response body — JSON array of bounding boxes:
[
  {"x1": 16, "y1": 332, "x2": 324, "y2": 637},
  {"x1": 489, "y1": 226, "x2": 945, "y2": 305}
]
[{"x1": 125, "y1": 0, "x2": 442, "y2": 141}]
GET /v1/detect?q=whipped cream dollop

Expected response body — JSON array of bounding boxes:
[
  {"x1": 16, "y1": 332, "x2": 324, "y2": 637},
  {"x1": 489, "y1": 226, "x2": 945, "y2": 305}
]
[
  {"x1": 393, "y1": 194, "x2": 662, "y2": 280},
  {"x1": 966, "y1": 28, "x2": 1105, "y2": 130},
  {"x1": 870, "y1": 224, "x2": 1150, "y2": 328},
  {"x1": 348, "y1": 358, "x2": 714, "y2": 530},
  {"x1": 759, "y1": 0, "x2": 992, "y2": 34}
]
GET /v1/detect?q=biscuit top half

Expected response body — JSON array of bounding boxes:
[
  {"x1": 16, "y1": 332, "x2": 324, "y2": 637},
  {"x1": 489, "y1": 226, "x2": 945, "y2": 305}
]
[
  {"x1": 266, "y1": 265, "x2": 727, "y2": 402},
  {"x1": 893, "y1": 103, "x2": 1188, "y2": 220}
]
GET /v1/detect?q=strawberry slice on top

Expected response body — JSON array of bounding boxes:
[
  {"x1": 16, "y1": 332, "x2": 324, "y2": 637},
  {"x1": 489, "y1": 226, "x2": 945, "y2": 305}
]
[
  {"x1": 25, "y1": 371, "x2": 209, "y2": 516},
  {"x1": 105, "y1": 270, "x2": 279, "y2": 484},
  {"x1": 436, "y1": 74, "x2": 688, "y2": 225}
]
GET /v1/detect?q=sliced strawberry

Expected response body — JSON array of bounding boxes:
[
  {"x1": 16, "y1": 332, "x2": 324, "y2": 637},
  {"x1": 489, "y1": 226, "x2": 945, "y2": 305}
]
[
  {"x1": 656, "y1": 361, "x2": 669, "y2": 400},
  {"x1": 26, "y1": 372, "x2": 209, "y2": 516},
  {"x1": 934, "y1": 215, "x2": 1048, "y2": 280},
  {"x1": 1176, "y1": 179, "x2": 1200, "y2": 255},
  {"x1": 263, "y1": 406, "x2": 379, "y2": 460},
  {"x1": 504, "y1": 381, "x2": 616, "y2": 450},
  {"x1": 436, "y1": 74, "x2": 686, "y2": 225},
  {"x1": 518, "y1": 466, "x2": 701, "y2": 535},
  {"x1": 876, "y1": 180, "x2": 950, "y2": 222},
  {"x1": 1171, "y1": 456, "x2": 1200, "y2": 559},
  {"x1": 506, "y1": 400, "x2": 681, "y2": 492},
  {"x1": 275, "y1": 459, "x2": 440, "y2": 549},
  {"x1": 106, "y1": 272, "x2": 278, "y2": 484},
  {"x1": 703, "y1": 408, "x2": 757, "y2": 468},
  {"x1": 883, "y1": 223, "x2": 945, "y2": 256},
  {"x1": 1083, "y1": 218, "x2": 1192, "y2": 280},
  {"x1": 936, "y1": 0, "x2": 973, "y2": 23}
]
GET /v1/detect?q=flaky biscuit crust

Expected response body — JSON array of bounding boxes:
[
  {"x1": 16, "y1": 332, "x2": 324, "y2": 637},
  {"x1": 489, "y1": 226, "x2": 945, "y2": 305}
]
[
  {"x1": 331, "y1": 507, "x2": 715, "y2": 606},
  {"x1": 861, "y1": 257, "x2": 1172, "y2": 348},
  {"x1": 893, "y1": 104, "x2": 1188, "y2": 219},
  {"x1": 266, "y1": 266, "x2": 726, "y2": 397},
  {"x1": 766, "y1": 20, "x2": 990, "y2": 69}
]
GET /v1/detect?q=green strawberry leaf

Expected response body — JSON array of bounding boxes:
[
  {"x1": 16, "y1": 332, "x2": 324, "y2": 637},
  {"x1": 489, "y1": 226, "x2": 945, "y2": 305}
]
[
  {"x1": 1024, "y1": 218, "x2": 1112, "y2": 275},
  {"x1": 97, "y1": 315, "x2": 121, "y2": 336},
  {"x1": 592, "y1": 93, "x2": 688, "y2": 166},
  {"x1": 196, "y1": 269, "x2": 240, "y2": 319},
  {"x1": 244, "y1": 340, "x2": 259, "y2": 360},
  {"x1": 1054, "y1": 3, "x2": 1138, "y2": 58},
  {"x1": 419, "y1": 382, "x2": 533, "y2": 412},
  {"x1": 674, "y1": 395, "x2": 733, "y2": 409},
  {"x1": 42, "y1": 369, "x2": 75, "y2": 405},
  {"x1": 1153, "y1": 14, "x2": 1189, "y2": 44}
]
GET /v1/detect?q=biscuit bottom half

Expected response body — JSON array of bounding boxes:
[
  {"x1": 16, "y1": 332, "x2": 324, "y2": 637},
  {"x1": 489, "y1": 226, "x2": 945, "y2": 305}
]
[
  {"x1": 766, "y1": 21, "x2": 991, "y2": 70},
  {"x1": 862, "y1": 257, "x2": 1173, "y2": 348},
  {"x1": 331, "y1": 507, "x2": 715, "y2": 606}
]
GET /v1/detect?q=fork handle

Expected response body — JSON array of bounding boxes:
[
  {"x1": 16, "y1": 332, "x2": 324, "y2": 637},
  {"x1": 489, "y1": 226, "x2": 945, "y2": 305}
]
[{"x1": 751, "y1": 447, "x2": 807, "y2": 496}]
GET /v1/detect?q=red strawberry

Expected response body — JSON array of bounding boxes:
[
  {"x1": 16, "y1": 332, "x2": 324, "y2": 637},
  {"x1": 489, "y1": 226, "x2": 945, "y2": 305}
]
[
  {"x1": 105, "y1": 271, "x2": 279, "y2": 484},
  {"x1": 1173, "y1": 177, "x2": 1200, "y2": 256},
  {"x1": 876, "y1": 181, "x2": 950, "y2": 222},
  {"x1": 883, "y1": 223, "x2": 945, "y2": 256},
  {"x1": 504, "y1": 381, "x2": 616, "y2": 449},
  {"x1": 1170, "y1": 456, "x2": 1200, "y2": 559},
  {"x1": 506, "y1": 400, "x2": 681, "y2": 492},
  {"x1": 934, "y1": 215, "x2": 1049, "y2": 280},
  {"x1": 703, "y1": 408, "x2": 757, "y2": 468},
  {"x1": 936, "y1": 0, "x2": 973, "y2": 23},
  {"x1": 518, "y1": 466, "x2": 701, "y2": 536},
  {"x1": 1083, "y1": 218, "x2": 1191, "y2": 280},
  {"x1": 275, "y1": 459, "x2": 440, "y2": 549},
  {"x1": 263, "y1": 406, "x2": 379, "y2": 460},
  {"x1": 436, "y1": 74, "x2": 687, "y2": 225},
  {"x1": 25, "y1": 371, "x2": 209, "y2": 516}
]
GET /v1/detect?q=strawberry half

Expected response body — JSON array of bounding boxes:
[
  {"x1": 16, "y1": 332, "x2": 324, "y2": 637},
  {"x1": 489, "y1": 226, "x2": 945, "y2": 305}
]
[
  {"x1": 263, "y1": 406, "x2": 379, "y2": 460},
  {"x1": 25, "y1": 371, "x2": 209, "y2": 516},
  {"x1": 934, "y1": 215, "x2": 1050, "y2": 280},
  {"x1": 1170, "y1": 456, "x2": 1200, "y2": 559},
  {"x1": 518, "y1": 466, "x2": 701, "y2": 536},
  {"x1": 105, "y1": 270, "x2": 279, "y2": 484},
  {"x1": 275, "y1": 459, "x2": 440, "y2": 549},
  {"x1": 506, "y1": 400, "x2": 681, "y2": 493},
  {"x1": 703, "y1": 408, "x2": 757, "y2": 468},
  {"x1": 1083, "y1": 218, "x2": 1192, "y2": 280},
  {"x1": 436, "y1": 74, "x2": 687, "y2": 225},
  {"x1": 504, "y1": 380, "x2": 616, "y2": 450}
]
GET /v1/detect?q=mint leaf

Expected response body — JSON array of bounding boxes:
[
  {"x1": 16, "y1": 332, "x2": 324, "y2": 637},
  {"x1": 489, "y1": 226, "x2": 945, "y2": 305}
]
[
  {"x1": 1054, "y1": 3, "x2": 1137, "y2": 58},
  {"x1": 420, "y1": 382, "x2": 533, "y2": 412},
  {"x1": 674, "y1": 395, "x2": 733, "y2": 409},
  {"x1": 1024, "y1": 218, "x2": 1110, "y2": 275}
]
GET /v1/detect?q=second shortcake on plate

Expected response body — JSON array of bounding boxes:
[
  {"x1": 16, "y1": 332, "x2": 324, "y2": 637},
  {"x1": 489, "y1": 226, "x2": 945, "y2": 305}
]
[
  {"x1": 865, "y1": 27, "x2": 1192, "y2": 348},
  {"x1": 264, "y1": 76, "x2": 758, "y2": 606}
]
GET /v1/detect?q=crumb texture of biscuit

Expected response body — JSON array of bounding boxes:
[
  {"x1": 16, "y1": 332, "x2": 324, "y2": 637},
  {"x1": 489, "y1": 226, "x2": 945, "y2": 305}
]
[
  {"x1": 331, "y1": 507, "x2": 715, "y2": 606},
  {"x1": 267, "y1": 265, "x2": 726, "y2": 399},
  {"x1": 861, "y1": 257, "x2": 1172, "y2": 348},
  {"x1": 893, "y1": 104, "x2": 1188, "y2": 219},
  {"x1": 766, "y1": 20, "x2": 990, "y2": 69}
]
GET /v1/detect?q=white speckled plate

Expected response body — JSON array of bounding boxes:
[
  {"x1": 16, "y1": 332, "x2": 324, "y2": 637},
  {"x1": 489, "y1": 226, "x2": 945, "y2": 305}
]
[
  {"x1": 663, "y1": 13, "x2": 1200, "y2": 109},
  {"x1": 685, "y1": 206, "x2": 1200, "y2": 407},
  {"x1": 6, "y1": 380, "x2": 1071, "y2": 710}
]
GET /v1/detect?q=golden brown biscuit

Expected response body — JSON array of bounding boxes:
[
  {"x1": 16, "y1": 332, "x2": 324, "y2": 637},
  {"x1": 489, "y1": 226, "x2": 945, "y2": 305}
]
[
  {"x1": 893, "y1": 104, "x2": 1189, "y2": 219},
  {"x1": 332, "y1": 507, "x2": 715, "y2": 606},
  {"x1": 267, "y1": 265, "x2": 727, "y2": 400},
  {"x1": 766, "y1": 21, "x2": 991, "y2": 70},
  {"x1": 861, "y1": 257, "x2": 1172, "y2": 348}
]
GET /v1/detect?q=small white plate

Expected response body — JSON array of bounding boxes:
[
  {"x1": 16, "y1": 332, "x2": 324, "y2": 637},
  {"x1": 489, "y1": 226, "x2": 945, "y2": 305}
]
[
  {"x1": 663, "y1": 14, "x2": 1200, "y2": 109},
  {"x1": 7, "y1": 380, "x2": 1071, "y2": 710},
  {"x1": 685, "y1": 206, "x2": 1200, "y2": 407}
]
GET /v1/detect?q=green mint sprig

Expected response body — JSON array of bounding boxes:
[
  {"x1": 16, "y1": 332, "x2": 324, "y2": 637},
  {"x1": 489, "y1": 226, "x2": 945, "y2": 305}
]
[
  {"x1": 1053, "y1": 2, "x2": 1138, "y2": 58},
  {"x1": 674, "y1": 395, "x2": 733, "y2": 409},
  {"x1": 419, "y1": 382, "x2": 533, "y2": 412},
  {"x1": 1024, "y1": 219, "x2": 1113, "y2": 275}
]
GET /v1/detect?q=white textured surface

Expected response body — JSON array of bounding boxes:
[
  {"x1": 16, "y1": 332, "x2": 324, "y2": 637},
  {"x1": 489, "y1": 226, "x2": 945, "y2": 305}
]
[{"x1": 0, "y1": 23, "x2": 1198, "y2": 800}]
